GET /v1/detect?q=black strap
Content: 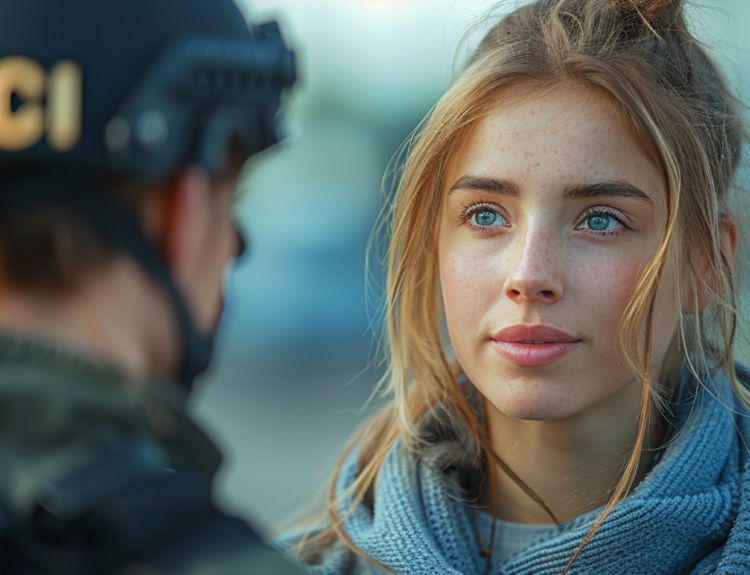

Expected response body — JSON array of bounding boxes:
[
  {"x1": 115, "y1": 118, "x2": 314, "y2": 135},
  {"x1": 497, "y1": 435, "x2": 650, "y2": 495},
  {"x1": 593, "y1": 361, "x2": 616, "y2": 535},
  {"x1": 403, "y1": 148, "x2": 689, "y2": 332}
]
[{"x1": 79, "y1": 195, "x2": 214, "y2": 388}]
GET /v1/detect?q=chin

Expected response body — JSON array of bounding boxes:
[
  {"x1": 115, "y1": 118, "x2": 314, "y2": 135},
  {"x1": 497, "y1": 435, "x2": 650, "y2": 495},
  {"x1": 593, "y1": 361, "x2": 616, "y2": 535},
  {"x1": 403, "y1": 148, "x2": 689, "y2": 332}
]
[
  {"x1": 480, "y1": 375, "x2": 588, "y2": 421},
  {"x1": 492, "y1": 400, "x2": 574, "y2": 422}
]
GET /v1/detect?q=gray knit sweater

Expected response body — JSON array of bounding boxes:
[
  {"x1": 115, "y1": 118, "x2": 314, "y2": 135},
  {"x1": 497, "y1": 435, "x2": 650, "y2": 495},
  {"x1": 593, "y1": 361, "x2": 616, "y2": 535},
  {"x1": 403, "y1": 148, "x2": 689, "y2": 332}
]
[{"x1": 277, "y1": 369, "x2": 750, "y2": 574}]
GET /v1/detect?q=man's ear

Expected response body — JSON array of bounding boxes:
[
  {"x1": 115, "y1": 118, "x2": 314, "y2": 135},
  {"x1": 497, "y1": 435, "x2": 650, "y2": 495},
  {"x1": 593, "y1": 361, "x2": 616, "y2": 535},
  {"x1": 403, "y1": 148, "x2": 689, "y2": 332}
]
[
  {"x1": 146, "y1": 167, "x2": 213, "y2": 272},
  {"x1": 687, "y1": 215, "x2": 739, "y2": 314}
]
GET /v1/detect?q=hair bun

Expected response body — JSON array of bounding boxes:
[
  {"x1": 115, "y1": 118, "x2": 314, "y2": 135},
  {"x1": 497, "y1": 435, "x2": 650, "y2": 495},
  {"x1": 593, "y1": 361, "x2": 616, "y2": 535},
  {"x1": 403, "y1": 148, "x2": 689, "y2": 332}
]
[{"x1": 615, "y1": 0, "x2": 684, "y2": 23}]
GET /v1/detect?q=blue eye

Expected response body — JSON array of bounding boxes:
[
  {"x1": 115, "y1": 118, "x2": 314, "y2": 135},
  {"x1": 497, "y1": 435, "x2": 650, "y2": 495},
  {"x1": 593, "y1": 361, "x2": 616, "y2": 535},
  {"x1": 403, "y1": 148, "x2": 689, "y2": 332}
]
[
  {"x1": 577, "y1": 212, "x2": 624, "y2": 233},
  {"x1": 471, "y1": 208, "x2": 507, "y2": 228}
]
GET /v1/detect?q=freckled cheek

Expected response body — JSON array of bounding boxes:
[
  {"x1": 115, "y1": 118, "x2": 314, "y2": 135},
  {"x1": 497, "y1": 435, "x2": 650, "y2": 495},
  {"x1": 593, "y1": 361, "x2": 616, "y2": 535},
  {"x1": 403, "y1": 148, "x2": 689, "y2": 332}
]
[
  {"x1": 649, "y1": 272, "x2": 680, "y2": 354},
  {"x1": 572, "y1": 252, "x2": 678, "y2": 365},
  {"x1": 440, "y1": 242, "x2": 505, "y2": 344},
  {"x1": 572, "y1": 252, "x2": 643, "y2": 345}
]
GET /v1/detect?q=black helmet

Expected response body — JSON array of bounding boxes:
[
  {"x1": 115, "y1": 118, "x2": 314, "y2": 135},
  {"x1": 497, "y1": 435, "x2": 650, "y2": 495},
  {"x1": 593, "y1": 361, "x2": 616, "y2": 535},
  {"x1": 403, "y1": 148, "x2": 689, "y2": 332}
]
[{"x1": 0, "y1": 0, "x2": 296, "y2": 387}]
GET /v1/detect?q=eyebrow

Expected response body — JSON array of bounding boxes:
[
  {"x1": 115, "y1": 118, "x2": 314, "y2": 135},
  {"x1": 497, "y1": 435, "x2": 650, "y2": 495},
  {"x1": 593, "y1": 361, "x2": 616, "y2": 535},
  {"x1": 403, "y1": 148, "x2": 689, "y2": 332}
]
[
  {"x1": 448, "y1": 175, "x2": 520, "y2": 197},
  {"x1": 448, "y1": 175, "x2": 652, "y2": 204},
  {"x1": 563, "y1": 181, "x2": 652, "y2": 203}
]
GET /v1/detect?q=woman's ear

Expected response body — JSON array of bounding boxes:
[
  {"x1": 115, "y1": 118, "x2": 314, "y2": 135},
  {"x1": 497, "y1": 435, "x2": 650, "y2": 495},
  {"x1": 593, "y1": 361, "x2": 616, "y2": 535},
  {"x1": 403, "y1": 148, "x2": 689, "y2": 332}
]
[
  {"x1": 723, "y1": 214, "x2": 739, "y2": 259},
  {"x1": 685, "y1": 215, "x2": 738, "y2": 314}
]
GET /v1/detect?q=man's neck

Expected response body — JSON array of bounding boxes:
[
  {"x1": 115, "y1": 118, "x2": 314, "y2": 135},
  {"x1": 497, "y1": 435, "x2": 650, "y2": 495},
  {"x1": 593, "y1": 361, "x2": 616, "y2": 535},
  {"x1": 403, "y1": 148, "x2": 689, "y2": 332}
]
[{"x1": 0, "y1": 257, "x2": 177, "y2": 382}]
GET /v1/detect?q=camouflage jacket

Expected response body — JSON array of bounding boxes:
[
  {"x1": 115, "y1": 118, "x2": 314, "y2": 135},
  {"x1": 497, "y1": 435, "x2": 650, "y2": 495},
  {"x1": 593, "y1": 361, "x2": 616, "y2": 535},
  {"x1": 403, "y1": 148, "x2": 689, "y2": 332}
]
[{"x1": 0, "y1": 333, "x2": 305, "y2": 574}]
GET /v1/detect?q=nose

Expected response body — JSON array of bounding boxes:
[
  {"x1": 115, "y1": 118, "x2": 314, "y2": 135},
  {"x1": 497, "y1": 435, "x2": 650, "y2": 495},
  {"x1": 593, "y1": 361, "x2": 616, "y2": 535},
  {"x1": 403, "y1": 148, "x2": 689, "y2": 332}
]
[{"x1": 503, "y1": 227, "x2": 564, "y2": 304}]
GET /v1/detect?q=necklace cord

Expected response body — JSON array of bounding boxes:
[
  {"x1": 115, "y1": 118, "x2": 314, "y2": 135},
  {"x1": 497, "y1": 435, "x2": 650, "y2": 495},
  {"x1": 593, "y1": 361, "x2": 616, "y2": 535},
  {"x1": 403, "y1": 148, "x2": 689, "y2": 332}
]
[{"x1": 486, "y1": 509, "x2": 497, "y2": 574}]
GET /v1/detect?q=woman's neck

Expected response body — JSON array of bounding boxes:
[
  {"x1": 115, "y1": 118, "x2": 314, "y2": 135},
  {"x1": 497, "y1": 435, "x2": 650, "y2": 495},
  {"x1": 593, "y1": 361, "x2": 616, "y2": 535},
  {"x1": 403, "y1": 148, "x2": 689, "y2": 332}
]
[{"x1": 481, "y1": 377, "x2": 661, "y2": 525}]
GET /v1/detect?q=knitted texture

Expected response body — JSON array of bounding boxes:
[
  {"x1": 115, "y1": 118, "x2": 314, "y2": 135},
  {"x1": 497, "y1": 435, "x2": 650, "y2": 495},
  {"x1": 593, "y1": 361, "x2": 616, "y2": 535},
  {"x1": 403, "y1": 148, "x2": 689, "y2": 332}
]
[{"x1": 278, "y1": 371, "x2": 750, "y2": 574}]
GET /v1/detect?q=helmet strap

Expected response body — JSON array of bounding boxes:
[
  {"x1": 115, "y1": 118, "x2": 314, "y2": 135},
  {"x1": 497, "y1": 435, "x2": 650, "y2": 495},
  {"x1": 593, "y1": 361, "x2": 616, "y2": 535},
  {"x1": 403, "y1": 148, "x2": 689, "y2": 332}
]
[{"x1": 83, "y1": 196, "x2": 215, "y2": 389}]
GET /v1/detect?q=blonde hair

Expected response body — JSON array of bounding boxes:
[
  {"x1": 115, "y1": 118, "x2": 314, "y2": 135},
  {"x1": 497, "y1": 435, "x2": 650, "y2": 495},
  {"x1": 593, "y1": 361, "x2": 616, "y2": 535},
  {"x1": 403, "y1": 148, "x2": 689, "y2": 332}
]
[{"x1": 297, "y1": 0, "x2": 748, "y2": 570}]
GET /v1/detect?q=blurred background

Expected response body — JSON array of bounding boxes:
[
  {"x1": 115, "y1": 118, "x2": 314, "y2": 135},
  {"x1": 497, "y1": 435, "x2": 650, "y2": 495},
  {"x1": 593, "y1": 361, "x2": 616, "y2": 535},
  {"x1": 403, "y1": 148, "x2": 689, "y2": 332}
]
[{"x1": 189, "y1": 0, "x2": 750, "y2": 535}]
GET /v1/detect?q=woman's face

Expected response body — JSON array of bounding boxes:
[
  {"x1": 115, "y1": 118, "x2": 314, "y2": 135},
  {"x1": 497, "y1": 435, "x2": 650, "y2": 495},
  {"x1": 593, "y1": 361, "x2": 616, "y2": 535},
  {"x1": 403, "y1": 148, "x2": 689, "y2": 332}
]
[{"x1": 438, "y1": 85, "x2": 679, "y2": 421}]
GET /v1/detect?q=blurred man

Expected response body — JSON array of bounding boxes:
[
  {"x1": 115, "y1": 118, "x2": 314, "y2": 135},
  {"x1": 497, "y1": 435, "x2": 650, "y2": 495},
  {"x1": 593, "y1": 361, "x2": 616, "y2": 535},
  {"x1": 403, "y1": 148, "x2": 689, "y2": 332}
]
[{"x1": 0, "y1": 0, "x2": 305, "y2": 572}]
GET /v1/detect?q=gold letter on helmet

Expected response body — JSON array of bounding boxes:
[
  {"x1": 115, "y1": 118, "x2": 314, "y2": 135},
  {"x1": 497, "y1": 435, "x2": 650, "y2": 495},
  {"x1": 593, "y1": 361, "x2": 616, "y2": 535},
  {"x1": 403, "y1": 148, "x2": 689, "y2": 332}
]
[
  {"x1": 47, "y1": 61, "x2": 82, "y2": 152},
  {"x1": 0, "y1": 56, "x2": 45, "y2": 151}
]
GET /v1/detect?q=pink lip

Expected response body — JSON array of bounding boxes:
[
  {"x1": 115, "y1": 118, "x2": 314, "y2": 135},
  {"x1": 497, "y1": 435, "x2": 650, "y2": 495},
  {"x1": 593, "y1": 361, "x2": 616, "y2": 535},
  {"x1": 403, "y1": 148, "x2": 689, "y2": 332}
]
[{"x1": 491, "y1": 324, "x2": 581, "y2": 367}]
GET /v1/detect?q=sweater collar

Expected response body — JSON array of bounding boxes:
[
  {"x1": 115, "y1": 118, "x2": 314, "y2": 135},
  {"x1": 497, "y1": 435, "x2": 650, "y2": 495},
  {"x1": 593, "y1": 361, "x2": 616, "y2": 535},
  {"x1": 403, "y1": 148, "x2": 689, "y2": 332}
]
[
  {"x1": 0, "y1": 330, "x2": 132, "y2": 390},
  {"x1": 0, "y1": 331, "x2": 222, "y2": 483},
  {"x1": 332, "y1": 369, "x2": 750, "y2": 574}
]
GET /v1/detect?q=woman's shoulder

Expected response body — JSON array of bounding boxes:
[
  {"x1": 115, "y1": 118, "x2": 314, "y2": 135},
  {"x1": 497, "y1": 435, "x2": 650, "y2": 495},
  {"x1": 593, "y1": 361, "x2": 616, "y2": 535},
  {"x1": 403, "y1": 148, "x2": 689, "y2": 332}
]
[
  {"x1": 272, "y1": 525, "x2": 387, "y2": 575},
  {"x1": 272, "y1": 525, "x2": 310, "y2": 555}
]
